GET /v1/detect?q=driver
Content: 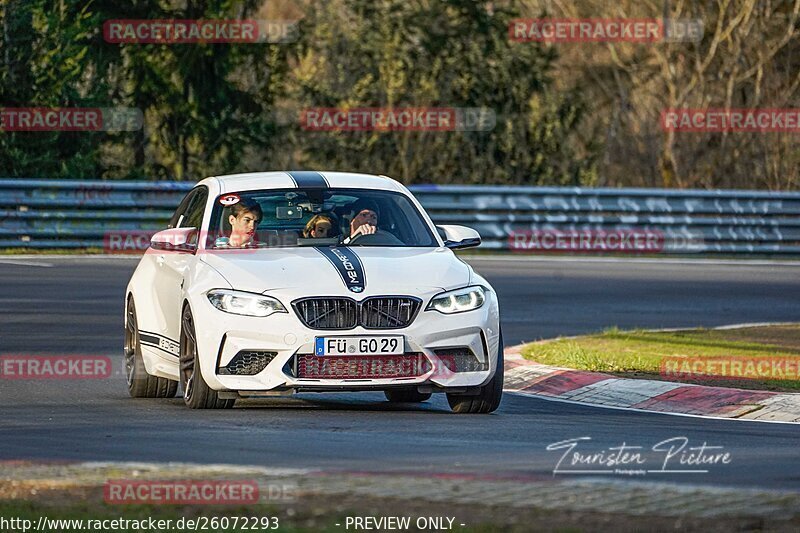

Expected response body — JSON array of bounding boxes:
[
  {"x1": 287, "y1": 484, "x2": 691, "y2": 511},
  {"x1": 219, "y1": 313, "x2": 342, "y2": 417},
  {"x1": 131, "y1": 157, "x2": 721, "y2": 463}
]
[{"x1": 342, "y1": 199, "x2": 380, "y2": 244}]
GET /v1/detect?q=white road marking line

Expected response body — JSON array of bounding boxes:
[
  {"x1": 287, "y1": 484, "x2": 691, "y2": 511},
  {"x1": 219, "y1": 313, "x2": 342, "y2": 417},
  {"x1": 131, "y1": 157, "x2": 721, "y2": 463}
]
[
  {"x1": 0, "y1": 254, "x2": 140, "y2": 261},
  {"x1": 80, "y1": 461, "x2": 315, "y2": 476},
  {"x1": 713, "y1": 322, "x2": 798, "y2": 330},
  {"x1": 464, "y1": 255, "x2": 800, "y2": 266},
  {"x1": 0, "y1": 259, "x2": 53, "y2": 267}
]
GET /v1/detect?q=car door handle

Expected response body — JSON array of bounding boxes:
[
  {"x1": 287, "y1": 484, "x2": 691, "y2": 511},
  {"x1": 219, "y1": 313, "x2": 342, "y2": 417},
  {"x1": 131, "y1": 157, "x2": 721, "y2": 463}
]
[{"x1": 156, "y1": 255, "x2": 165, "y2": 266}]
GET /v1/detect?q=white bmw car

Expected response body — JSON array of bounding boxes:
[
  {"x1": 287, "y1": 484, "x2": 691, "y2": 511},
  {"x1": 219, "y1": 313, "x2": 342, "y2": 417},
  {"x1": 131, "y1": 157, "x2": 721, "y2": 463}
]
[{"x1": 124, "y1": 171, "x2": 503, "y2": 413}]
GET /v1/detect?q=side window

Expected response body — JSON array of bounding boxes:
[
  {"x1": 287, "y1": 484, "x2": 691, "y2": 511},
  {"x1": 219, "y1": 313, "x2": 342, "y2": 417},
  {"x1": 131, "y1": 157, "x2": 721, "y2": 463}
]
[
  {"x1": 168, "y1": 190, "x2": 197, "y2": 229},
  {"x1": 183, "y1": 188, "x2": 208, "y2": 229}
]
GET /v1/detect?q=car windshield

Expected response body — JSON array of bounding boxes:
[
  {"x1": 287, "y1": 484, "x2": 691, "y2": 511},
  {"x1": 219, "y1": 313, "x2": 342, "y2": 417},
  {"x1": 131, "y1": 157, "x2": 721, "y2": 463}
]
[{"x1": 207, "y1": 188, "x2": 438, "y2": 249}]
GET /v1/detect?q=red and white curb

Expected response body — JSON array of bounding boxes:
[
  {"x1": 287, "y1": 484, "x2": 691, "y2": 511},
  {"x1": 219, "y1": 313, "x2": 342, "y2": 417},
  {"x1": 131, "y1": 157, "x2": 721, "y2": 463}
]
[{"x1": 504, "y1": 346, "x2": 800, "y2": 423}]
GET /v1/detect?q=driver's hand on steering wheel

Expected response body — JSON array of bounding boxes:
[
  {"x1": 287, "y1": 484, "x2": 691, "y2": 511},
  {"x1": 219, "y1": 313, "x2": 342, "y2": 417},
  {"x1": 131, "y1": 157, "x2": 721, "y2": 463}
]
[{"x1": 351, "y1": 224, "x2": 377, "y2": 238}]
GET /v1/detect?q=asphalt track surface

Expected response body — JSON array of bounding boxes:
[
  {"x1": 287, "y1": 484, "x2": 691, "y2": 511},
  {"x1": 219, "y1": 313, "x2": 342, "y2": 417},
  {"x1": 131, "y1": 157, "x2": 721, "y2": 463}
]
[{"x1": 1, "y1": 256, "x2": 800, "y2": 491}]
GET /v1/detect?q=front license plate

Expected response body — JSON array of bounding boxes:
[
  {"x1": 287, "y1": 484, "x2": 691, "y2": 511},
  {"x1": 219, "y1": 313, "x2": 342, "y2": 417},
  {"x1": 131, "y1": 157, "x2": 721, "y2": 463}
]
[{"x1": 315, "y1": 336, "x2": 404, "y2": 356}]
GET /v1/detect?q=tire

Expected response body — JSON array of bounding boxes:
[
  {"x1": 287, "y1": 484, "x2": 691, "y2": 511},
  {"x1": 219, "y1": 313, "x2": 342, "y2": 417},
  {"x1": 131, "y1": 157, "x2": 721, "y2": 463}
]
[
  {"x1": 180, "y1": 305, "x2": 234, "y2": 409},
  {"x1": 446, "y1": 333, "x2": 504, "y2": 414},
  {"x1": 125, "y1": 297, "x2": 178, "y2": 398},
  {"x1": 384, "y1": 388, "x2": 432, "y2": 403}
]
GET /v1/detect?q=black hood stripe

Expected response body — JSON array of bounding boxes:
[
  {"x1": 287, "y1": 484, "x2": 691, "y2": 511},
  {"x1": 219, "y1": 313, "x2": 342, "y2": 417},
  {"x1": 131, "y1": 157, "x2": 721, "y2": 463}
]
[
  {"x1": 316, "y1": 247, "x2": 366, "y2": 293},
  {"x1": 287, "y1": 170, "x2": 329, "y2": 189}
]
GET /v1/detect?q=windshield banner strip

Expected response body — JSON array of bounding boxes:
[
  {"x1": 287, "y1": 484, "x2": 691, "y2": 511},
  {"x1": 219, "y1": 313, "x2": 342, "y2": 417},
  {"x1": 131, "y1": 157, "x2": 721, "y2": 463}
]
[
  {"x1": 316, "y1": 247, "x2": 366, "y2": 293},
  {"x1": 286, "y1": 170, "x2": 329, "y2": 188}
]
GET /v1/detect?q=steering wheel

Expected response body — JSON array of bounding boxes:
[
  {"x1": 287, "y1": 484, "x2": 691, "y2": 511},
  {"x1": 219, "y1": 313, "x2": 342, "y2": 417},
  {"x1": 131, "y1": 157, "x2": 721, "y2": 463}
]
[{"x1": 346, "y1": 229, "x2": 404, "y2": 246}]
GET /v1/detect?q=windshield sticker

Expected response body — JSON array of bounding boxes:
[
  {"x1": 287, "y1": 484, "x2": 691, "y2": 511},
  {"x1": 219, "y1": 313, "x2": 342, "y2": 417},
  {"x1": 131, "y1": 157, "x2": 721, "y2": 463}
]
[
  {"x1": 219, "y1": 194, "x2": 240, "y2": 206},
  {"x1": 316, "y1": 247, "x2": 366, "y2": 293}
]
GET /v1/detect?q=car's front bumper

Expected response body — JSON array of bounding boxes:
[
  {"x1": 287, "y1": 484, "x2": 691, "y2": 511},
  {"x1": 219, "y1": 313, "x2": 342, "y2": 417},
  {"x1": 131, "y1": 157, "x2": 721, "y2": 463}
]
[{"x1": 193, "y1": 289, "x2": 501, "y2": 393}]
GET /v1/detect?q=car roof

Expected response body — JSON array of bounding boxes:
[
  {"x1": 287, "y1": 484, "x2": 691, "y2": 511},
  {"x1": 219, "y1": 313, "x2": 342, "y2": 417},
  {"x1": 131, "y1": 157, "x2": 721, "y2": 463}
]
[{"x1": 203, "y1": 171, "x2": 405, "y2": 194}]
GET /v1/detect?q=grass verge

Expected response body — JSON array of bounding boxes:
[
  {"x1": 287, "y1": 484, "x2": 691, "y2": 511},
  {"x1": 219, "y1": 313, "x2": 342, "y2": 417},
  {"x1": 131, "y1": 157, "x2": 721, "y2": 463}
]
[{"x1": 521, "y1": 324, "x2": 800, "y2": 391}]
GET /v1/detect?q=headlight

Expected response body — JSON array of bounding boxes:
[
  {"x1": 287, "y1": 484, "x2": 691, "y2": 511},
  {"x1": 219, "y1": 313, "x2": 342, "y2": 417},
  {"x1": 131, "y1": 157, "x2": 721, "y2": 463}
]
[
  {"x1": 427, "y1": 286, "x2": 485, "y2": 314},
  {"x1": 206, "y1": 289, "x2": 287, "y2": 317}
]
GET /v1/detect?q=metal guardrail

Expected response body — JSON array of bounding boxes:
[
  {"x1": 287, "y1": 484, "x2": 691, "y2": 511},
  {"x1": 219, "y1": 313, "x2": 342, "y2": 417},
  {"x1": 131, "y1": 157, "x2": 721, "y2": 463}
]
[{"x1": 1, "y1": 179, "x2": 799, "y2": 254}]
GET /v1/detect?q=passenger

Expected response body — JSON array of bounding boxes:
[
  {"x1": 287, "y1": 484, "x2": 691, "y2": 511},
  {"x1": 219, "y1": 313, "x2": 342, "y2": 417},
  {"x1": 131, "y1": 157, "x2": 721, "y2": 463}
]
[
  {"x1": 303, "y1": 214, "x2": 336, "y2": 238},
  {"x1": 217, "y1": 200, "x2": 263, "y2": 248}
]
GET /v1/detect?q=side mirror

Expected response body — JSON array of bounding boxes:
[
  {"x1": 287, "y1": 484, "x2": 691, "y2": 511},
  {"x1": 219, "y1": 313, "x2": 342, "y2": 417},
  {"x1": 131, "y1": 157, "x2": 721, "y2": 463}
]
[
  {"x1": 437, "y1": 225, "x2": 481, "y2": 250},
  {"x1": 150, "y1": 227, "x2": 197, "y2": 252}
]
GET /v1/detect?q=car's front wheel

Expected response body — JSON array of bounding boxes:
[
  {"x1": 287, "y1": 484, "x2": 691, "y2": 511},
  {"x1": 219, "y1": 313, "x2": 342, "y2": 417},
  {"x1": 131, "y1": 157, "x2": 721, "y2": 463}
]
[
  {"x1": 124, "y1": 297, "x2": 178, "y2": 398},
  {"x1": 446, "y1": 333, "x2": 504, "y2": 414},
  {"x1": 180, "y1": 305, "x2": 234, "y2": 409},
  {"x1": 384, "y1": 388, "x2": 432, "y2": 403}
]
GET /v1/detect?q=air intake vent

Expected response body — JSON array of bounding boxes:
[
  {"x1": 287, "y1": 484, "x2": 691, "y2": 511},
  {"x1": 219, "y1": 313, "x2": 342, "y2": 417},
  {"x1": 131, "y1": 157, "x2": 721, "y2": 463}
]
[
  {"x1": 219, "y1": 350, "x2": 277, "y2": 375},
  {"x1": 360, "y1": 297, "x2": 421, "y2": 329},
  {"x1": 293, "y1": 298, "x2": 358, "y2": 330},
  {"x1": 433, "y1": 348, "x2": 487, "y2": 372},
  {"x1": 294, "y1": 353, "x2": 431, "y2": 379}
]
